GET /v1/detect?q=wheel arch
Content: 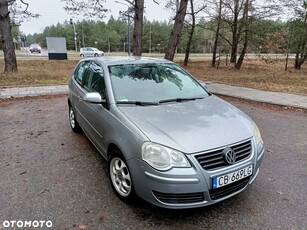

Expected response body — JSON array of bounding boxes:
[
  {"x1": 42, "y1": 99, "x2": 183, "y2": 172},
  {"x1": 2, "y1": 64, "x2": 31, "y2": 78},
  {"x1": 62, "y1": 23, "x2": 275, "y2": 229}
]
[{"x1": 107, "y1": 143, "x2": 123, "y2": 160}]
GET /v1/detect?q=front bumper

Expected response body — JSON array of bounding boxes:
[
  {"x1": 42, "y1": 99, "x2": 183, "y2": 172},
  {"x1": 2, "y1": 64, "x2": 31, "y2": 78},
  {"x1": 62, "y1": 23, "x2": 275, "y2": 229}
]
[{"x1": 127, "y1": 142, "x2": 264, "y2": 209}]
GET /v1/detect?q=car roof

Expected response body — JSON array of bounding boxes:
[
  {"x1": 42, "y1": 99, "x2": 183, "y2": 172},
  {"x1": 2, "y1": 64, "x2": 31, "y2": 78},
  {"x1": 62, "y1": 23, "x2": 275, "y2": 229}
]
[{"x1": 83, "y1": 56, "x2": 174, "y2": 66}]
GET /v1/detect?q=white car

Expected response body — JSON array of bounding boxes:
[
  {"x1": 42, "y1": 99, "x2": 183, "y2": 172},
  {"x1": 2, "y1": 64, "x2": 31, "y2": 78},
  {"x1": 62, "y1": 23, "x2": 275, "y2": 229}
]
[
  {"x1": 29, "y1": 44, "x2": 41, "y2": 53},
  {"x1": 80, "y1": 47, "x2": 104, "y2": 57}
]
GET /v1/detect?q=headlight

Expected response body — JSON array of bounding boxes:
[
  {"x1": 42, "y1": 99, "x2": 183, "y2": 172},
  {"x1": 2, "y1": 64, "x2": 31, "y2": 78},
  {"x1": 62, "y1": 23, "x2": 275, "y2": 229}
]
[
  {"x1": 253, "y1": 122, "x2": 264, "y2": 154},
  {"x1": 142, "y1": 142, "x2": 191, "y2": 171}
]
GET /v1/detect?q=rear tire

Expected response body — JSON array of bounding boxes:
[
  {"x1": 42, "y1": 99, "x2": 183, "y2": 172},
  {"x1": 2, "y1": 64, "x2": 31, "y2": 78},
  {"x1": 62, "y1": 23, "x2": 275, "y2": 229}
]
[
  {"x1": 80, "y1": 54, "x2": 85, "y2": 57},
  {"x1": 69, "y1": 105, "x2": 81, "y2": 133},
  {"x1": 108, "y1": 150, "x2": 136, "y2": 202}
]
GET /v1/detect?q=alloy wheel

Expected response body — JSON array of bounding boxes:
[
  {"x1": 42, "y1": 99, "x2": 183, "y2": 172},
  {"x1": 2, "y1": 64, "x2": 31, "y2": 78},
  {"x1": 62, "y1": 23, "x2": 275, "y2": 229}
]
[
  {"x1": 69, "y1": 107, "x2": 75, "y2": 129},
  {"x1": 109, "y1": 157, "x2": 132, "y2": 197}
]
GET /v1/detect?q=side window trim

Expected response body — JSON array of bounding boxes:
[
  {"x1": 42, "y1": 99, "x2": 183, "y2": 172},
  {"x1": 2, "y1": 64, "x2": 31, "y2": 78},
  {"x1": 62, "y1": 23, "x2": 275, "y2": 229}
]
[
  {"x1": 73, "y1": 61, "x2": 108, "y2": 101},
  {"x1": 82, "y1": 62, "x2": 94, "y2": 92},
  {"x1": 88, "y1": 61, "x2": 107, "y2": 98},
  {"x1": 73, "y1": 61, "x2": 90, "y2": 88}
]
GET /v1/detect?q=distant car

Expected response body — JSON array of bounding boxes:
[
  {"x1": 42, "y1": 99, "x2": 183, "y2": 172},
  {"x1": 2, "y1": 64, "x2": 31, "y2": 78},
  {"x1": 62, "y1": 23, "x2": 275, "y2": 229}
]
[
  {"x1": 29, "y1": 44, "x2": 41, "y2": 53},
  {"x1": 68, "y1": 56, "x2": 264, "y2": 209},
  {"x1": 80, "y1": 47, "x2": 104, "y2": 57}
]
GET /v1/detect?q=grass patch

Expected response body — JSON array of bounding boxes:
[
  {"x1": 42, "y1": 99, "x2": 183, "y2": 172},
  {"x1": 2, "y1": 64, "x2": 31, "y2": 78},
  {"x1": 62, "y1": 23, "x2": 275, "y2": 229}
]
[
  {"x1": 0, "y1": 60, "x2": 78, "y2": 87},
  {"x1": 0, "y1": 58, "x2": 306, "y2": 95},
  {"x1": 183, "y1": 59, "x2": 307, "y2": 95}
]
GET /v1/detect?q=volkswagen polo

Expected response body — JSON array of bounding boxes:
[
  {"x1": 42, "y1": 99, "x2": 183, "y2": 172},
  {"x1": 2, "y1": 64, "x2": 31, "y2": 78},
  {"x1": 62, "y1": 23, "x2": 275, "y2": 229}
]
[{"x1": 68, "y1": 56, "x2": 264, "y2": 209}]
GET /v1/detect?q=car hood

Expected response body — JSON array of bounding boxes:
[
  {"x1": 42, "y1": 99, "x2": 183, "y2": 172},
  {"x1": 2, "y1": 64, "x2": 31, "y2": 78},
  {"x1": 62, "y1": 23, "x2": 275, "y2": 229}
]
[{"x1": 118, "y1": 96, "x2": 254, "y2": 153}]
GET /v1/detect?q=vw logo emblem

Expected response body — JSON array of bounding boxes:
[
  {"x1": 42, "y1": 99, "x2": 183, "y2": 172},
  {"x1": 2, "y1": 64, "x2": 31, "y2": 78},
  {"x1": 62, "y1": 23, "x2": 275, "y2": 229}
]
[{"x1": 223, "y1": 148, "x2": 236, "y2": 164}]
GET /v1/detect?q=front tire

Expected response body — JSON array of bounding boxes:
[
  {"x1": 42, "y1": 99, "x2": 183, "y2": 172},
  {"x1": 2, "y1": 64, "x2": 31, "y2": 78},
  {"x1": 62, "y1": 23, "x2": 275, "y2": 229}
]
[
  {"x1": 69, "y1": 105, "x2": 81, "y2": 133},
  {"x1": 109, "y1": 151, "x2": 135, "y2": 201},
  {"x1": 94, "y1": 53, "x2": 99, "y2": 57}
]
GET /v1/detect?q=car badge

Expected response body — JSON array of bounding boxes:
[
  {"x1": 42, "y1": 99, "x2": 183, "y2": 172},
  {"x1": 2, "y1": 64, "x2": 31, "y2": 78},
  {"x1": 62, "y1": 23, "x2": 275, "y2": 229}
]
[{"x1": 223, "y1": 147, "x2": 236, "y2": 164}]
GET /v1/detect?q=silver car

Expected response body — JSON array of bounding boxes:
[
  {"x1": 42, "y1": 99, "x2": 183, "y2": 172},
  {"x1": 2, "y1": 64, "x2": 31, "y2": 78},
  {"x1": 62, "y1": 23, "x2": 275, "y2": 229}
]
[
  {"x1": 68, "y1": 56, "x2": 264, "y2": 209},
  {"x1": 80, "y1": 47, "x2": 104, "y2": 57}
]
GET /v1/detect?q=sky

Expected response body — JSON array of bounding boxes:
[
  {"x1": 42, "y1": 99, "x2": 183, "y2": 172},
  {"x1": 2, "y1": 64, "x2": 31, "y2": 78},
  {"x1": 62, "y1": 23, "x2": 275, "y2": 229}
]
[{"x1": 20, "y1": 0, "x2": 171, "y2": 35}]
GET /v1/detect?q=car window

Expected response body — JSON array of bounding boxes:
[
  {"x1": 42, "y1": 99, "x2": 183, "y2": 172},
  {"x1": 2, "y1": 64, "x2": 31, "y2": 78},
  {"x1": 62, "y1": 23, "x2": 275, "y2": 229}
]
[
  {"x1": 74, "y1": 61, "x2": 90, "y2": 85},
  {"x1": 109, "y1": 63, "x2": 209, "y2": 103},
  {"x1": 83, "y1": 62, "x2": 106, "y2": 97},
  {"x1": 31, "y1": 44, "x2": 40, "y2": 48}
]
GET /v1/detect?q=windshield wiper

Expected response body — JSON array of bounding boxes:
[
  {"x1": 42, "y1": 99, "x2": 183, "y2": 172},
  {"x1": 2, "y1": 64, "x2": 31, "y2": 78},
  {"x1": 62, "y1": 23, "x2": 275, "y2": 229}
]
[
  {"x1": 159, "y1": 97, "x2": 205, "y2": 104},
  {"x1": 116, "y1": 97, "x2": 205, "y2": 106},
  {"x1": 116, "y1": 101, "x2": 159, "y2": 106}
]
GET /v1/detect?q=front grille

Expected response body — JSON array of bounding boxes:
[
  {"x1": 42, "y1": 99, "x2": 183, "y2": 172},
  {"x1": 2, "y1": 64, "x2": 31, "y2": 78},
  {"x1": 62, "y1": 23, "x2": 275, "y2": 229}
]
[
  {"x1": 153, "y1": 191, "x2": 204, "y2": 204},
  {"x1": 195, "y1": 140, "x2": 252, "y2": 171},
  {"x1": 209, "y1": 176, "x2": 250, "y2": 200}
]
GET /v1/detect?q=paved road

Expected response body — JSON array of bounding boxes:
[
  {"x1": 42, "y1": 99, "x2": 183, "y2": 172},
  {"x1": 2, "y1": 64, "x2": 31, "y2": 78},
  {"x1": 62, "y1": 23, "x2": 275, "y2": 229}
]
[
  {"x1": 0, "y1": 50, "x2": 296, "y2": 61},
  {"x1": 0, "y1": 96, "x2": 306, "y2": 229}
]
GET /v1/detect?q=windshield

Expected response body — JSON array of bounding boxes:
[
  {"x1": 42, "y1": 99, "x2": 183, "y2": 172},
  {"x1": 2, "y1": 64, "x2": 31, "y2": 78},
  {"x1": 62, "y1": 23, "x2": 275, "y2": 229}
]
[
  {"x1": 31, "y1": 44, "x2": 40, "y2": 48},
  {"x1": 108, "y1": 63, "x2": 209, "y2": 103}
]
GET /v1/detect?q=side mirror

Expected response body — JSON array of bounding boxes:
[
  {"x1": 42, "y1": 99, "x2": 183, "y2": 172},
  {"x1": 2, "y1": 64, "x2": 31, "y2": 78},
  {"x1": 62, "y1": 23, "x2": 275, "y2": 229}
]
[{"x1": 83, "y1": 92, "x2": 103, "y2": 104}]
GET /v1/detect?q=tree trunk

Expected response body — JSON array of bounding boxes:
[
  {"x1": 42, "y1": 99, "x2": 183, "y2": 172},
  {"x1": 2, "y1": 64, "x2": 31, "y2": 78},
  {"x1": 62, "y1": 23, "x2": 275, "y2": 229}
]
[
  {"x1": 164, "y1": 0, "x2": 189, "y2": 61},
  {"x1": 295, "y1": 40, "x2": 306, "y2": 70},
  {"x1": 285, "y1": 49, "x2": 289, "y2": 71},
  {"x1": 212, "y1": 0, "x2": 222, "y2": 68},
  {"x1": 0, "y1": 0, "x2": 18, "y2": 72},
  {"x1": 183, "y1": 0, "x2": 195, "y2": 66},
  {"x1": 230, "y1": 0, "x2": 239, "y2": 63},
  {"x1": 234, "y1": 28, "x2": 248, "y2": 69},
  {"x1": 295, "y1": 40, "x2": 302, "y2": 69},
  {"x1": 235, "y1": 0, "x2": 249, "y2": 70},
  {"x1": 285, "y1": 29, "x2": 292, "y2": 71},
  {"x1": 132, "y1": 0, "x2": 144, "y2": 56},
  {"x1": 230, "y1": 35, "x2": 238, "y2": 63},
  {"x1": 294, "y1": 10, "x2": 307, "y2": 70}
]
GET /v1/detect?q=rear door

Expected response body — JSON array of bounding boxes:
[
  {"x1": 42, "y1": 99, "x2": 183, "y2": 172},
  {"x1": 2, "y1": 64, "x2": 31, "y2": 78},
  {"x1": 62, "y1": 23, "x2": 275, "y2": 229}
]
[
  {"x1": 87, "y1": 48, "x2": 95, "y2": 57},
  {"x1": 83, "y1": 48, "x2": 89, "y2": 57}
]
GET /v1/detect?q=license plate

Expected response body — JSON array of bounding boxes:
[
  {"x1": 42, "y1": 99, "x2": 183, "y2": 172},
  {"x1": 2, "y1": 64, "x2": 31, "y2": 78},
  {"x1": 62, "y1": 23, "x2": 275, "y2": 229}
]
[{"x1": 212, "y1": 165, "x2": 253, "y2": 189}]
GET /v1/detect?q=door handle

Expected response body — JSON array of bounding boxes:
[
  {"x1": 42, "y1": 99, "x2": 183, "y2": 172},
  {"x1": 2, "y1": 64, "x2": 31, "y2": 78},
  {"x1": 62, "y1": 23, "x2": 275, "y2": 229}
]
[{"x1": 78, "y1": 96, "x2": 83, "y2": 102}]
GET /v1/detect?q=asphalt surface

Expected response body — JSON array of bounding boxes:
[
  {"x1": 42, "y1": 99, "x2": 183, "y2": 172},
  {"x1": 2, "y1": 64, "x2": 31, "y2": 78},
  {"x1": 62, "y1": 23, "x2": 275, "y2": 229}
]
[{"x1": 0, "y1": 95, "x2": 306, "y2": 229}]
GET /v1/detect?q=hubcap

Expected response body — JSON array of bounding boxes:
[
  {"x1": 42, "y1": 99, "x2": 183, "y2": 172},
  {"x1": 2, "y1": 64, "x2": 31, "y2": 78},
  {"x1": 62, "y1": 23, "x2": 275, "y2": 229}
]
[
  {"x1": 110, "y1": 157, "x2": 132, "y2": 197},
  {"x1": 69, "y1": 107, "x2": 75, "y2": 128}
]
